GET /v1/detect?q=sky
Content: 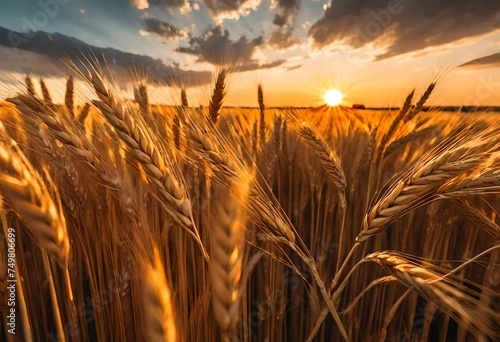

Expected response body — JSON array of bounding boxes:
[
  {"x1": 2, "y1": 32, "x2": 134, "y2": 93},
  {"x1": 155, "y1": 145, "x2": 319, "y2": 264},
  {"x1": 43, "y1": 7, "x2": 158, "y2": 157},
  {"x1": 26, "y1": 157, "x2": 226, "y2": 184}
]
[{"x1": 0, "y1": 0, "x2": 499, "y2": 107}]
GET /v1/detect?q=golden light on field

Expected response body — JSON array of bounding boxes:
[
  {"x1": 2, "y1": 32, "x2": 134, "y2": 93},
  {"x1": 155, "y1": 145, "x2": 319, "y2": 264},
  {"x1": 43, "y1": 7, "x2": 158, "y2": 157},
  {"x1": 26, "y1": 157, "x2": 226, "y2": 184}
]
[{"x1": 324, "y1": 89, "x2": 344, "y2": 106}]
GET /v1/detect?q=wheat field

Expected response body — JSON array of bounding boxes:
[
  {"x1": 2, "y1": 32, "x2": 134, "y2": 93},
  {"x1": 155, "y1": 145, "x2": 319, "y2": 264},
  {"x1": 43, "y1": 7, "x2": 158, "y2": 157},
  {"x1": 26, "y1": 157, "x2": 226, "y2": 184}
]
[{"x1": 0, "y1": 71, "x2": 499, "y2": 341}]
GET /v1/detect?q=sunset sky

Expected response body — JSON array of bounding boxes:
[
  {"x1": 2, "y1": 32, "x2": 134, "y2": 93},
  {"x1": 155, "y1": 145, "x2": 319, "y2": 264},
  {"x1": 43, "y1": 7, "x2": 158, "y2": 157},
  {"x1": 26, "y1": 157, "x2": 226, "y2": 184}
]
[{"x1": 0, "y1": 0, "x2": 499, "y2": 107}]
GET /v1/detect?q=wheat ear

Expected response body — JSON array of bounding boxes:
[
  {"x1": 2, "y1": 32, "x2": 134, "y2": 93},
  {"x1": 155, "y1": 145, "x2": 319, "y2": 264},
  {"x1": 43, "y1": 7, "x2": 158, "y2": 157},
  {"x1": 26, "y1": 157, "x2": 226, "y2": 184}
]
[
  {"x1": 297, "y1": 125, "x2": 346, "y2": 195},
  {"x1": 8, "y1": 95, "x2": 118, "y2": 187},
  {"x1": 65, "y1": 75, "x2": 74, "y2": 117},
  {"x1": 78, "y1": 103, "x2": 91, "y2": 124},
  {"x1": 210, "y1": 174, "x2": 248, "y2": 332},
  {"x1": 25, "y1": 75, "x2": 35, "y2": 96},
  {"x1": 258, "y1": 85, "x2": 266, "y2": 147},
  {"x1": 359, "y1": 125, "x2": 491, "y2": 242},
  {"x1": 380, "y1": 90, "x2": 414, "y2": 149},
  {"x1": 39, "y1": 78, "x2": 54, "y2": 108},
  {"x1": 437, "y1": 160, "x2": 500, "y2": 196},
  {"x1": 173, "y1": 112, "x2": 181, "y2": 150},
  {"x1": 91, "y1": 74, "x2": 206, "y2": 256},
  {"x1": 181, "y1": 88, "x2": 188, "y2": 107},
  {"x1": 134, "y1": 84, "x2": 149, "y2": 115},
  {"x1": 142, "y1": 247, "x2": 177, "y2": 342},
  {"x1": 366, "y1": 251, "x2": 500, "y2": 338},
  {"x1": 209, "y1": 70, "x2": 226, "y2": 124},
  {"x1": 405, "y1": 82, "x2": 435, "y2": 122},
  {"x1": 455, "y1": 199, "x2": 500, "y2": 239},
  {"x1": 5, "y1": 98, "x2": 55, "y2": 157},
  {"x1": 0, "y1": 139, "x2": 69, "y2": 266}
]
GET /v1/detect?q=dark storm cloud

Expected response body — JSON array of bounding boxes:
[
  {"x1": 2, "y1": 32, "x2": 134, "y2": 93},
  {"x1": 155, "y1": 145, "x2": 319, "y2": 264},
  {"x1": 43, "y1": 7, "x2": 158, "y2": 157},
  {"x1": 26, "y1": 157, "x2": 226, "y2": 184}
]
[
  {"x1": 309, "y1": 0, "x2": 500, "y2": 59},
  {"x1": 0, "y1": 26, "x2": 210, "y2": 87},
  {"x1": 176, "y1": 26, "x2": 262, "y2": 65},
  {"x1": 176, "y1": 26, "x2": 285, "y2": 71},
  {"x1": 460, "y1": 53, "x2": 500, "y2": 68},
  {"x1": 273, "y1": 0, "x2": 300, "y2": 27},
  {"x1": 268, "y1": 0, "x2": 301, "y2": 49},
  {"x1": 142, "y1": 18, "x2": 187, "y2": 40}
]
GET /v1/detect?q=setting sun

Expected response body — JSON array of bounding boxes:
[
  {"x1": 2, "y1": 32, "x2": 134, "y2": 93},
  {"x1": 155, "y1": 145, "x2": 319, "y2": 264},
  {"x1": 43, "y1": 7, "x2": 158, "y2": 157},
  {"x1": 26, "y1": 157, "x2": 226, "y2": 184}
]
[{"x1": 324, "y1": 89, "x2": 344, "y2": 106}]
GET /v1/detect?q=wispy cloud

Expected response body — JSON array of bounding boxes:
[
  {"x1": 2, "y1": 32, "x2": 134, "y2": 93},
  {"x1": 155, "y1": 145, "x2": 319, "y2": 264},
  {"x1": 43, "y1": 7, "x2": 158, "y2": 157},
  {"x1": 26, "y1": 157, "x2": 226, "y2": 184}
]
[
  {"x1": 460, "y1": 53, "x2": 500, "y2": 68},
  {"x1": 142, "y1": 18, "x2": 187, "y2": 40},
  {"x1": 134, "y1": 0, "x2": 261, "y2": 21}
]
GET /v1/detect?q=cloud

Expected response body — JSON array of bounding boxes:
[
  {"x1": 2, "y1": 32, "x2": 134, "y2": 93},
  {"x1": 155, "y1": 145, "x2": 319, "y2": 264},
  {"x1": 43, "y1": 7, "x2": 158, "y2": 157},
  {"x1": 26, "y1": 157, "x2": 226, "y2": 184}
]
[
  {"x1": 176, "y1": 26, "x2": 286, "y2": 71},
  {"x1": 137, "y1": 0, "x2": 188, "y2": 11},
  {"x1": 0, "y1": 26, "x2": 210, "y2": 87},
  {"x1": 268, "y1": 28, "x2": 300, "y2": 49},
  {"x1": 231, "y1": 59, "x2": 287, "y2": 72},
  {"x1": 272, "y1": 0, "x2": 300, "y2": 27},
  {"x1": 283, "y1": 63, "x2": 301, "y2": 71},
  {"x1": 135, "y1": 0, "x2": 260, "y2": 21},
  {"x1": 308, "y1": 0, "x2": 500, "y2": 59},
  {"x1": 142, "y1": 18, "x2": 187, "y2": 40},
  {"x1": 177, "y1": 26, "x2": 262, "y2": 65},
  {"x1": 268, "y1": 0, "x2": 301, "y2": 49},
  {"x1": 0, "y1": 45, "x2": 64, "y2": 77},
  {"x1": 459, "y1": 53, "x2": 500, "y2": 68},
  {"x1": 131, "y1": 0, "x2": 150, "y2": 9},
  {"x1": 202, "y1": 0, "x2": 261, "y2": 22}
]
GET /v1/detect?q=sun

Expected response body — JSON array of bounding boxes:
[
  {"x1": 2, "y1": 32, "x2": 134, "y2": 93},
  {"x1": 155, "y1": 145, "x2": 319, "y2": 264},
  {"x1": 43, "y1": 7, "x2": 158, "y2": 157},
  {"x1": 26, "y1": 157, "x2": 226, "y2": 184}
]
[{"x1": 324, "y1": 89, "x2": 344, "y2": 106}]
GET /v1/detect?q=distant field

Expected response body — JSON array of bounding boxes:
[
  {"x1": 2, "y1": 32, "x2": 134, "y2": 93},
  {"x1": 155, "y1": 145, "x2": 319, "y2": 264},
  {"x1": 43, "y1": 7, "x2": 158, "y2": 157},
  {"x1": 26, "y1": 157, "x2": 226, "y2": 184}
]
[{"x1": 0, "y1": 76, "x2": 499, "y2": 341}]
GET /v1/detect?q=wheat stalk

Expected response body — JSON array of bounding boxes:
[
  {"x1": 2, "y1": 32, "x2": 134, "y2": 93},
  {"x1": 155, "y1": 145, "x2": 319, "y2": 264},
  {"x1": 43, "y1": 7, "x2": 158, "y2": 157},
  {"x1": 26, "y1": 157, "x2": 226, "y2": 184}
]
[{"x1": 187, "y1": 117, "x2": 350, "y2": 339}]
